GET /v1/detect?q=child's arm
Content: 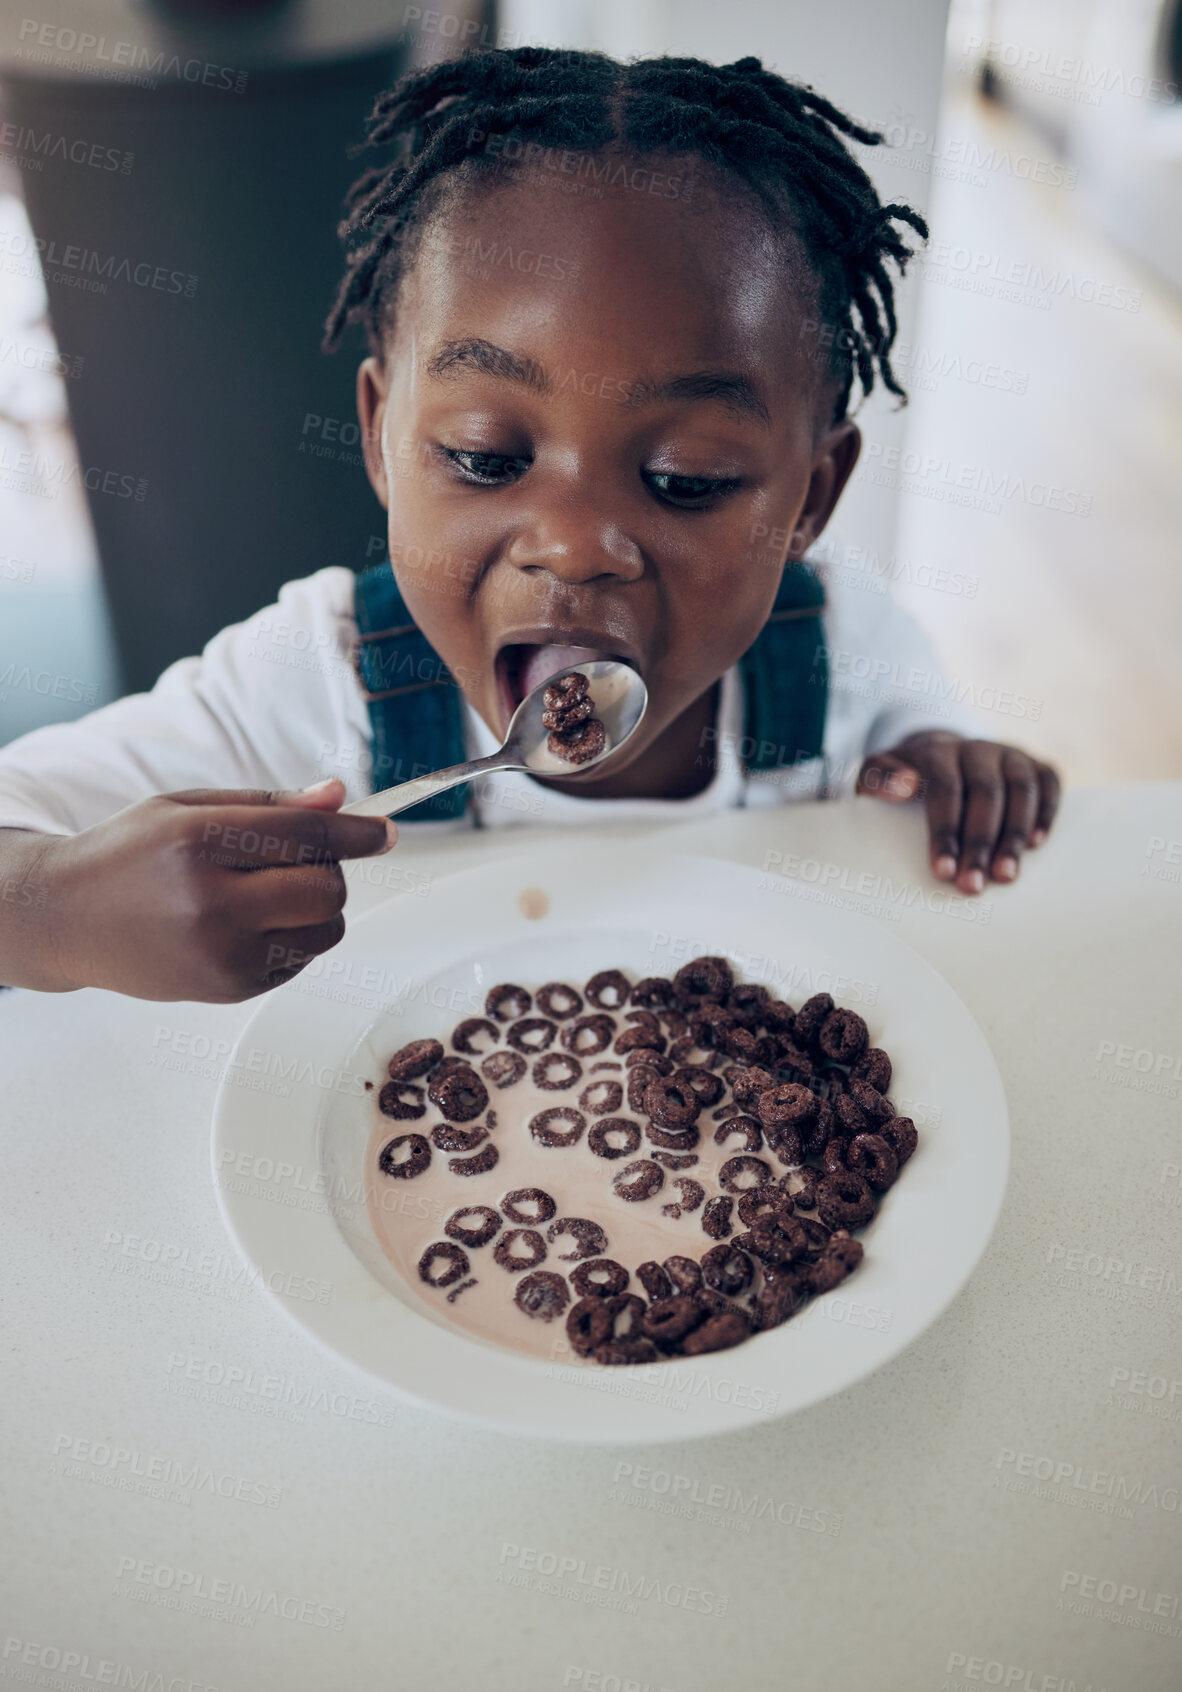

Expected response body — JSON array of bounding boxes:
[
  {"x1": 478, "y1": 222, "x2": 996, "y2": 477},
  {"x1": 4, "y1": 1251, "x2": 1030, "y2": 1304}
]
[
  {"x1": 0, "y1": 779, "x2": 394, "y2": 999},
  {"x1": 857, "y1": 731, "x2": 1059, "y2": 894}
]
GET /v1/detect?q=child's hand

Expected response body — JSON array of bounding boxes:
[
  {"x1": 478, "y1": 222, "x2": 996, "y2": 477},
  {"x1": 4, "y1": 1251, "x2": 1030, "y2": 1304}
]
[
  {"x1": 856, "y1": 731, "x2": 1059, "y2": 894},
  {"x1": 31, "y1": 778, "x2": 396, "y2": 1001}
]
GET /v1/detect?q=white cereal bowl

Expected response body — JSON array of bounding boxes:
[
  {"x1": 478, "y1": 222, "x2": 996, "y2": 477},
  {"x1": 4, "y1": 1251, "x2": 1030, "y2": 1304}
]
[{"x1": 211, "y1": 843, "x2": 1008, "y2": 1443}]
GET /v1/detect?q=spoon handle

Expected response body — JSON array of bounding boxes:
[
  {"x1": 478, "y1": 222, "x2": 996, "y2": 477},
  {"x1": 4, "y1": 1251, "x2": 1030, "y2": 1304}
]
[{"x1": 340, "y1": 748, "x2": 513, "y2": 820}]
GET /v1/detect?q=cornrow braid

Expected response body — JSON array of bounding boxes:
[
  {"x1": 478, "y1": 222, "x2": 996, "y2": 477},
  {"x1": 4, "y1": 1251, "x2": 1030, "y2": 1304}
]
[{"x1": 324, "y1": 46, "x2": 928, "y2": 419}]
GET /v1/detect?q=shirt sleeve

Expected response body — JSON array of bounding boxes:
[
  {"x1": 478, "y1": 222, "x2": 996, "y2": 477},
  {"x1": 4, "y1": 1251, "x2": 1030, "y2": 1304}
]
[{"x1": 0, "y1": 566, "x2": 372, "y2": 835}]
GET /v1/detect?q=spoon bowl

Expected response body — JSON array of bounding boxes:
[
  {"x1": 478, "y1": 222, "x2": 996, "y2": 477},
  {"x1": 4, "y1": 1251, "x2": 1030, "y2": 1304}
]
[{"x1": 341, "y1": 660, "x2": 648, "y2": 820}]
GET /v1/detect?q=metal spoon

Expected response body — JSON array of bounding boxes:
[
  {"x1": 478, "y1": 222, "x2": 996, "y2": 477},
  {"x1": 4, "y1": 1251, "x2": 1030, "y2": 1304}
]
[{"x1": 341, "y1": 660, "x2": 649, "y2": 820}]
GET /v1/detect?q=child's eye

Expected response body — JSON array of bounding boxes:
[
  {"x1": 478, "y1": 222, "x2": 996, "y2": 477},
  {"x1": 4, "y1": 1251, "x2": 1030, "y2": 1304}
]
[
  {"x1": 644, "y1": 471, "x2": 741, "y2": 508},
  {"x1": 440, "y1": 447, "x2": 530, "y2": 485}
]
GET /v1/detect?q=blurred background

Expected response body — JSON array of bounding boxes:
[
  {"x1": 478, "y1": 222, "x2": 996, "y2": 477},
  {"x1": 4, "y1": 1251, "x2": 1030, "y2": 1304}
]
[{"x1": 0, "y1": 0, "x2": 1179, "y2": 781}]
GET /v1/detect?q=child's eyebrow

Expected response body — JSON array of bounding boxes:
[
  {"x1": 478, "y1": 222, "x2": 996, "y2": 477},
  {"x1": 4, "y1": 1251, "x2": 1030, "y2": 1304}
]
[{"x1": 425, "y1": 337, "x2": 772, "y2": 427}]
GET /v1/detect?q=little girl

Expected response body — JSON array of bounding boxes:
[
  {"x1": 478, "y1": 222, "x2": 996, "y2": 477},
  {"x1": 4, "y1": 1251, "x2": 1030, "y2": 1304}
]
[{"x1": 0, "y1": 47, "x2": 1058, "y2": 1002}]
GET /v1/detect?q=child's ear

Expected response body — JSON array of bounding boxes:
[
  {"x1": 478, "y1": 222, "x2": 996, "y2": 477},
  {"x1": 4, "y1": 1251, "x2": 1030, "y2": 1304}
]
[
  {"x1": 786, "y1": 418, "x2": 861, "y2": 559},
  {"x1": 356, "y1": 357, "x2": 390, "y2": 511}
]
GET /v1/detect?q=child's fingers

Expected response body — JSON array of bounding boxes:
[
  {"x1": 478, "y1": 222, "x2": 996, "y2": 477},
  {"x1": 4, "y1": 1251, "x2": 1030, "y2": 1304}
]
[
  {"x1": 1030, "y1": 762, "x2": 1061, "y2": 846},
  {"x1": 163, "y1": 798, "x2": 395, "y2": 866},
  {"x1": 990, "y1": 752, "x2": 1040, "y2": 881},
  {"x1": 954, "y1": 742, "x2": 1005, "y2": 895},
  {"x1": 257, "y1": 917, "x2": 349, "y2": 986},
  {"x1": 855, "y1": 751, "x2": 922, "y2": 801},
  {"x1": 918, "y1": 743, "x2": 964, "y2": 880},
  {"x1": 223, "y1": 861, "x2": 347, "y2": 931}
]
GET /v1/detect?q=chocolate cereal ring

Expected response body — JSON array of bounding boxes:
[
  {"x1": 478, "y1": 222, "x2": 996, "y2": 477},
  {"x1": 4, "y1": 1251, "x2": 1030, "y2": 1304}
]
[
  {"x1": 506, "y1": 1016, "x2": 557, "y2": 1054},
  {"x1": 754, "y1": 1271, "x2": 808, "y2": 1330},
  {"x1": 789, "y1": 1166, "x2": 822, "y2": 1210},
  {"x1": 378, "y1": 1080, "x2": 426, "y2": 1120},
  {"x1": 378, "y1": 1133, "x2": 430, "y2": 1179},
  {"x1": 626, "y1": 1063, "x2": 662, "y2": 1114},
  {"x1": 562, "y1": 1013, "x2": 617, "y2": 1056},
  {"x1": 808, "y1": 1234, "x2": 864, "y2": 1293},
  {"x1": 543, "y1": 670, "x2": 589, "y2": 709},
  {"x1": 535, "y1": 982, "x2": 583, "y2": 1020},
  {"x1": 614, "y1": 1025, "x2": 667, "y2": 1056},
  {"x1": 570, "y1": 1258, "x2": 629, "y2": 1298},
  {"x1": 682, "y1": 1310, "x2": 751, "y2": 1354},
  {"x1": 764, "y1": 1125, "x2": 806, "y2": 1167},
  {"x1": 672, "y1": 1065, "x2": 725, "y2": 1107},
  {"x1": 514, "y1": 1270, "x2": 569, "y2": 1322},
  {"x1": 430, "y1": 1122, "x2": 489, "y2": 1153},
  {"x1": 484, "y1": 982, "x2": 532, "y2": 1022},
  {"x1": 579, "y1": 1078, "x2": 624, "y2": 1116},
  {"x1": 418, "y1": 1241, "x2": 469, "y2": 1288},
  {"x1": 852, "y1": 1047, "x2": 892, "y2": 1091},
  {"x1": 701, "y1": 1242, "x2": 754, "y2": 1295},
  {"x1": 548, "y1": 717, "x2": 606, "y2": 764},
  {"x1": 701, "y1": 1196, "x2": 734, "y2": 1240},
  {"x1": 452, "y1": 1016, "x2": 499, "y2": 1054},
  {"x1": 664, "y1": 1254, "x2": 703, "y2": 1294},
  {"x1": 818, "y1": 1008, "x2": 869, "y2": 1064},
  {"x1": 502, "y1": 1187, "x2": 557, "y2": 1225},
  {"x1": 427, "y1": 1063, "x2": 489, "y2": 1122},
  {"x1": 882, "y1": 1116, "x2": 918, "y2": 1166},
  {"x1": 661, "y1": 1177, "x2": 705, "y2": 1218},
  {"x1": 587, "y1": 1117, "x2": 642, "y2": 1159},
  {"x1": 481, "y1": 1050, "x2": 527, "y2": 1089},
  {"x1": 848, "y1": 1077, "x2": 895, "y2": 1123},
  {"x1": 493, "y1": 1229, "x2": 547, "y2": 1273},
  {"x1": 546, "y1": 1217, "x2": 608, "y2": 1261},
  {"x1": 585, "y1": 969, "x2": 631, "y2": 1009},
  {"x1": 758, "y1": 1082, "x2": 817, "y2": 1129},
  {"x1": 714, "y1": 1116, "x2": 763, "y2": 1153},
  {"x1": 659, "y1": 1007, "x2": 690, "y2": 1040},
  {"x1": 835, "y1": 1090, "x2": 869, "y2": 1136},
  {"x1": 794, "y1": 1216, "x2": 832, "y2": 1260},
  {"x1": 847, "y1": 1132, "x2": 898, "y2": 1190},
  {"x1": 590, "y1": 1060, "x2": 623, "y2": 1073},
  {"x1": 644, "y1": 1120, "x2": 701, "y2": 1152},
  {"x1": 529, "y1": 1106, "x2": 586, "y2": 1148},
  {"x1": 448, "y1": 1143, "x2": 500, "y2": 1177},
  {"x1": 532, "y1": 1051, "x2": 583, "y2": 1091},
  {"x1": 611, "y1": 1159, "x2": 664, "y2": 1202},
  {"x1": 542, "y1": 693, "x2": 592, "y2": 731},
  {"x1": 816, "y1": 1170, "x2": 875, "y2": 1230},
  {"x1": 644, "y1": 1076, "x2": 700, "y2": 1130},
  {"x1": 737, "y1": 1185, "x2": 795, "y2": 1229},
  {"x1": 761, "y1": 998, "x2": 797, "y2": 1034},
  {"x1": 719, "y1": 1155, "x2": 773, "y2": 1193},
  {"x1": 625, "y1": 1047, "x2": 672, "y2": 1072},
  {"x1": 386, "y1": 1039, "x2": 444, "y2": 1082},
  {"x1": 736, "y1": 1217, "x2": 807, "y2": 1267},
  {"x1": 636, "y1": 1260, "x2": 673, "y2": 1301},
  {"x1": 444, "y1": 1205, "x2": 501, "y2": 1248},
  {"x1": 793, "y1": 992, "x2": 835, "y2": 1050},
  {"x1": 673, "y1": 955, "x2": 733, "y2": 1002},
  {"x1": 630, "y1": 977, "x2": 673, "y2": 1008},
  {"x1": 650, "y1": 1150, "x2": 699, "y2": 1169},
  {"x1": 729, "y1": 982, "x2": 770, "y2": 1015},
  {"x1": 642, "y1": 1296, "x2": 706, "y2": 1351},
  {"x1": 566, "y1": 1296, "x2": 614, "y2": 1358}
]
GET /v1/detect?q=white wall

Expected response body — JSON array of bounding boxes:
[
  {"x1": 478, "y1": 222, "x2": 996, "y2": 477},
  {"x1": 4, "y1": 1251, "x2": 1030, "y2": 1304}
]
[{"x1": 496, "y1": 0, "x2": 953, "y2": 569}]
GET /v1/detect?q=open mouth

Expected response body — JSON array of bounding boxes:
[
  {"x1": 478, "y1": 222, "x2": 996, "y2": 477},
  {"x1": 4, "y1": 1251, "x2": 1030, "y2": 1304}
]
[{"x1": 495, "y1": 639, "x2": 640, "y2": 728}]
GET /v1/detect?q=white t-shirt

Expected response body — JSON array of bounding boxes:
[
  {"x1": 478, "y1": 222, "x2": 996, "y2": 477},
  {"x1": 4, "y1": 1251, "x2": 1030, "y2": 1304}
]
[{"x1": 0, "y1": 560, "x2": 978, "y2": 837}]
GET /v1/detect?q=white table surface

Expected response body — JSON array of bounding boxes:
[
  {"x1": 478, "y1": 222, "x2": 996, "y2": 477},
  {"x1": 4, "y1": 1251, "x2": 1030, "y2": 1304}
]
[{"x1": 2, "y1": 784, "x2": 1179, "y2": 1692}]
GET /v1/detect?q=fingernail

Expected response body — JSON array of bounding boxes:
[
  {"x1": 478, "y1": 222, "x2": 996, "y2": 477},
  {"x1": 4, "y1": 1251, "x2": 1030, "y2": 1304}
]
[
  {"x1": 297, "y1": 778, "x2": 338, "y2": 795},
  {"x1": 963, "y1": 869, "x2": 985, "y2": 894},
  {"x1": 1030, "y1": 829, "x2": 1047, "y2": 847},
  {"x1": 383, "y1": 820, "x2": 398, "y2": 851},
  {"x1": 935, "y1": 855, "x2": 957, "y2": 880},
  {"x1": 994, "y1": 856, "x2": 1018, "y2": 881}
]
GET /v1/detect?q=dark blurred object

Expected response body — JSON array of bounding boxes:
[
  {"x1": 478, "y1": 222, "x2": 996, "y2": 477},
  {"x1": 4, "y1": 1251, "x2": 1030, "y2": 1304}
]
[{"x1": 0, "y1": 3, "x2": 442, "y2": 691}]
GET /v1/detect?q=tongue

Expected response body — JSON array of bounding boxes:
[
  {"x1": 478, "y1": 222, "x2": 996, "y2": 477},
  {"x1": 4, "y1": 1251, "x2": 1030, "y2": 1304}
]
[{"x1": 519, "y1": 645, "x2": 608, "y2": 701}]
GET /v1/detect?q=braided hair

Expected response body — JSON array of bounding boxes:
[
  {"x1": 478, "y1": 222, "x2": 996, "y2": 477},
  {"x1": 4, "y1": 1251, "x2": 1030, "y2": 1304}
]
[{"x1": 324, "y1": 47, "x2": 927, "y2": 420}]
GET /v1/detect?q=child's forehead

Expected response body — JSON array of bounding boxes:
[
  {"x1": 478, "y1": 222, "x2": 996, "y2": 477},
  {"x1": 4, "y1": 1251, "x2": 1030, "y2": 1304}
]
[{"x1": 397, "y1": 160, "x2": 820, "y2": 400}]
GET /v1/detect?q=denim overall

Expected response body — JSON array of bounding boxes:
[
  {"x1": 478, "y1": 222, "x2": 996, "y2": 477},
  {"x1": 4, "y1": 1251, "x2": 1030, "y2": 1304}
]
[{"x1": 350, "y1": 560, "x2": 827, "y2": 823}]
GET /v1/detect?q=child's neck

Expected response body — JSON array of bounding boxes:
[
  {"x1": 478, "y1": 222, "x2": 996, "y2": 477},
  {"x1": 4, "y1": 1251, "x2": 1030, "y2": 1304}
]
[{"x1": 536, "y1": 683, "x2": 719, "y2": 802}]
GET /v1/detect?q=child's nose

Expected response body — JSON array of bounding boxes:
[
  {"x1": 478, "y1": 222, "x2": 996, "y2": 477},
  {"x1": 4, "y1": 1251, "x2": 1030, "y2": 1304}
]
[{"x1": 504, "y1": 495, "x2": 644, "y2": 585}]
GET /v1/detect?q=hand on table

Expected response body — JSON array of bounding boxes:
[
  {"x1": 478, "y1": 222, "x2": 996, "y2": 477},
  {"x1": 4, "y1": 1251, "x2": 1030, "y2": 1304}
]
[
  {"x1": 856, "y1": 732, "x2": 1060, "y2": 895},
  {"x1": 31, "y1": 777, "x2": 395, "y2": 1001}
]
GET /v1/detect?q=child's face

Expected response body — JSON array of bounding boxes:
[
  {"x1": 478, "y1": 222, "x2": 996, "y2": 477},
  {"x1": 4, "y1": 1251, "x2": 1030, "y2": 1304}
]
[{"x1": 358, "y1": 157, "x2": 859, "y2": 786}]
